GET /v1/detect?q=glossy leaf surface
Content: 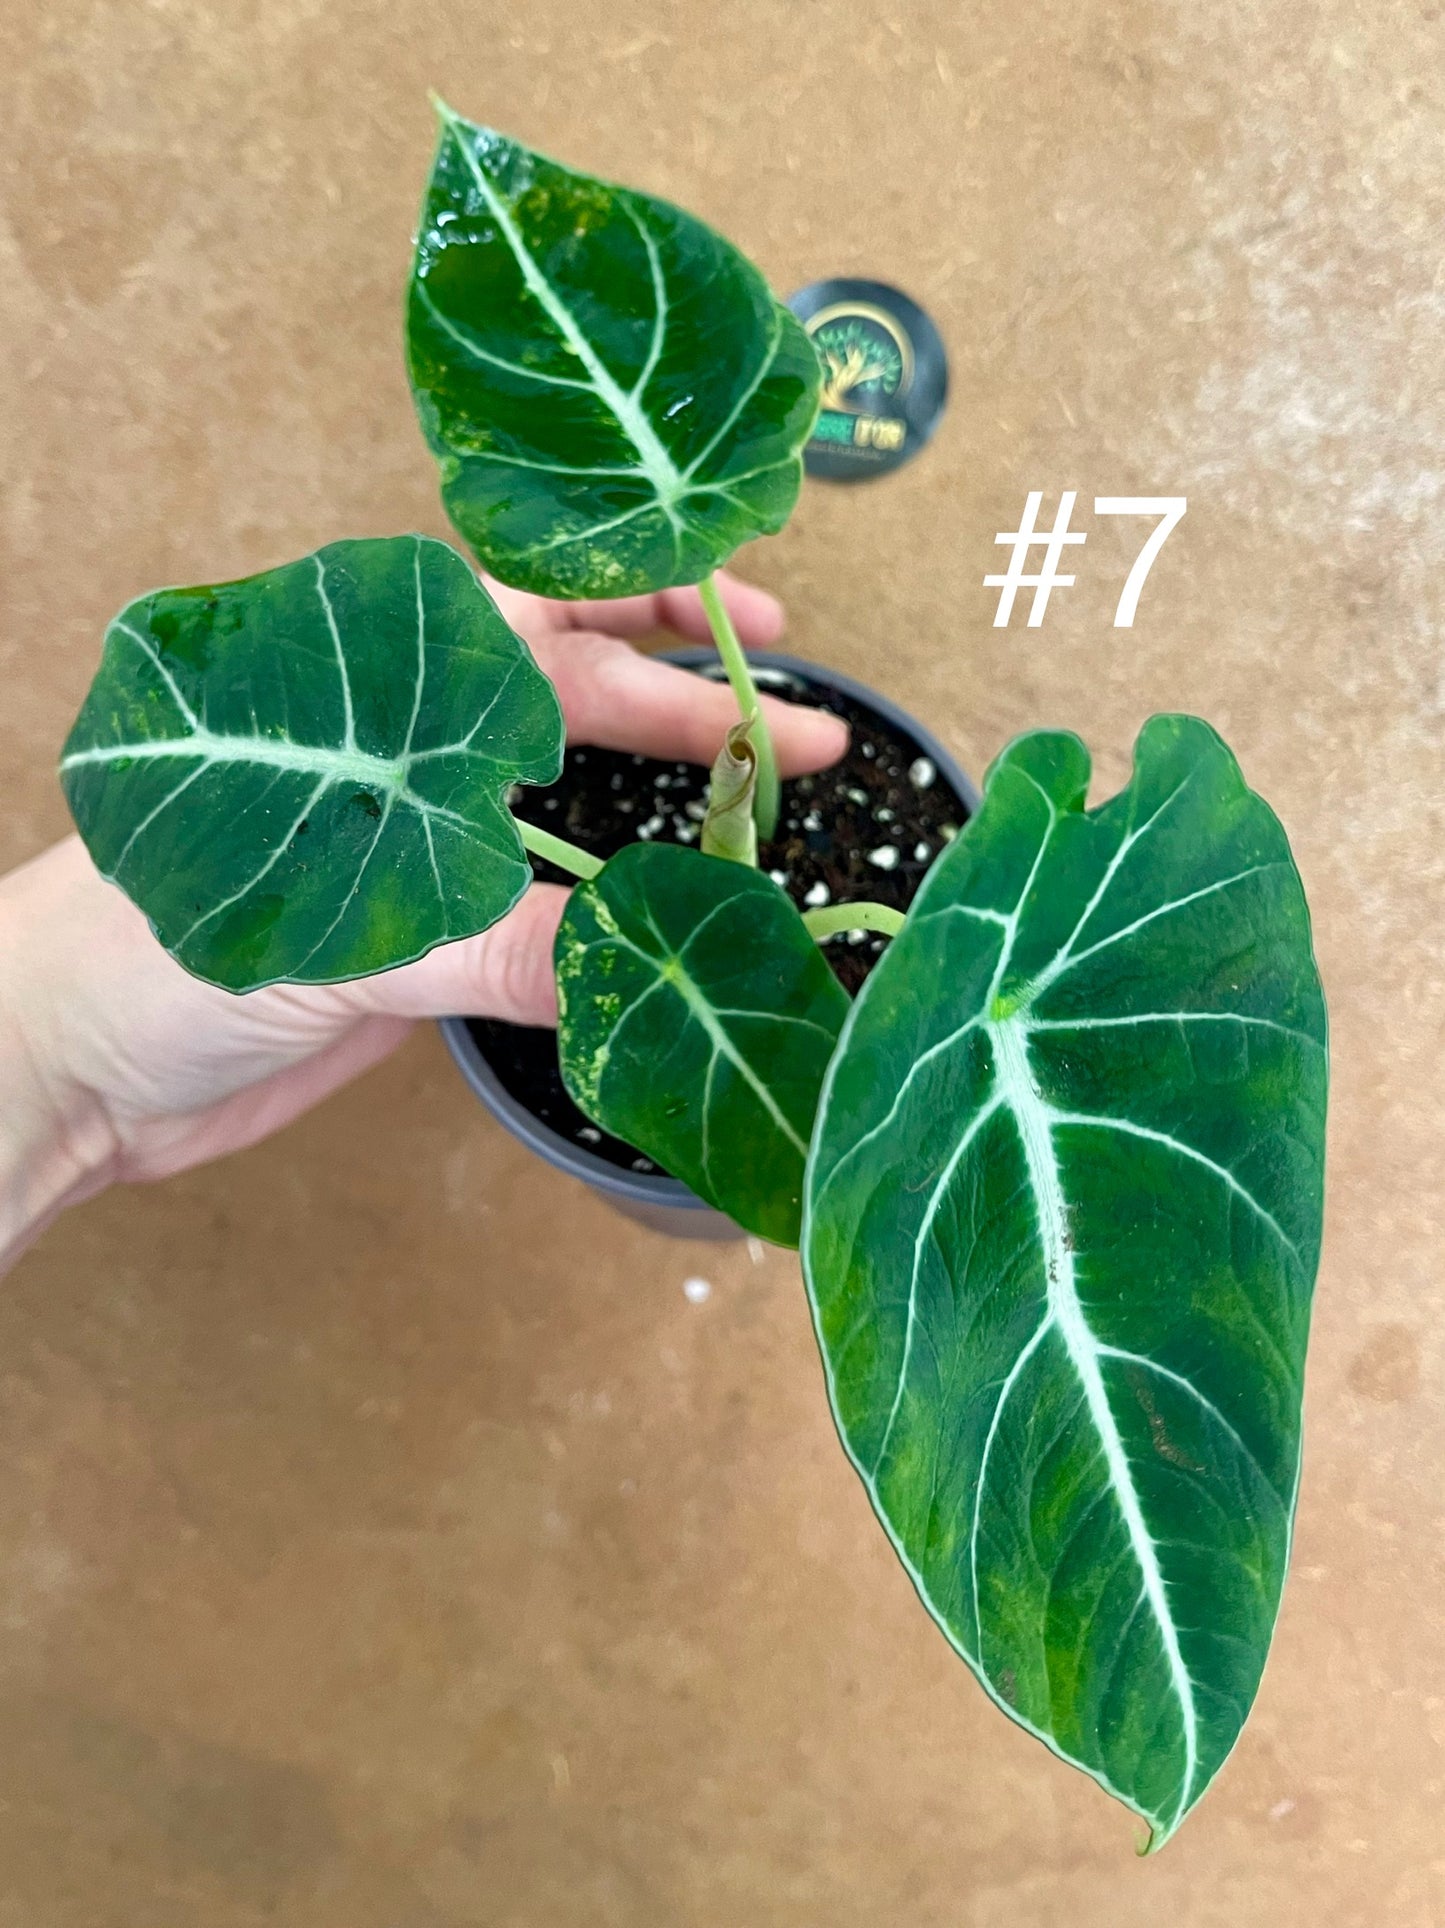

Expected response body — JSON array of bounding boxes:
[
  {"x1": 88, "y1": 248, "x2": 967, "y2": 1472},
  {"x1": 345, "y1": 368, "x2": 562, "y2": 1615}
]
[
  {"x1": 803, "y1": 716, "x2": 1327, "y2": 1846},
  {"x1": 61, "y1": 536, "x2": 563, "y2": 991},
  {"x1": 406, "y1": 107, "x2": 821, "y2": 597},
  {"x1": 555, "y1": 843, "x2": 849, "y2": 1243}
]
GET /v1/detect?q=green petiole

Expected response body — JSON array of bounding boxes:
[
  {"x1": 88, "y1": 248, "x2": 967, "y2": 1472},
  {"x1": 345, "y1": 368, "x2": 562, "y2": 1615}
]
[
  {"x1": 697, "y1": 573, "x2": 780, "y2": 840},
  {"x1": 518, "y1": 820, "x2": 603, "y2": 881},
  {"x1": 801, "y1": 901, "x2": 906, "y2": 942}
]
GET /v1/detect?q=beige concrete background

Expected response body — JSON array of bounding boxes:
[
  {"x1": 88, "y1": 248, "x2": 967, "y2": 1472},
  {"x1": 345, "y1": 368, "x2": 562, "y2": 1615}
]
[{"x1": 1, "y1": 0, "x2": 1442, "y2": 1920}]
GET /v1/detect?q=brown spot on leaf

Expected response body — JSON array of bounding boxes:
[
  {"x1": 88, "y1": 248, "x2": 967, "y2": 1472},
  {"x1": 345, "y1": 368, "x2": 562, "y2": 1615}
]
[
  {"x1": 1128, "y1": 1368, "x2": 1206, "y2": 1473},
  {"x1": 1146, "y1": 1405, "x2": 1204, "y2": 1472}
]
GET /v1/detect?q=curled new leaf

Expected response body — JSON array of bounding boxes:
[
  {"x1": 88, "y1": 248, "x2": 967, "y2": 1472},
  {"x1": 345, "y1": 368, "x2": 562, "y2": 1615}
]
[
  {"x1": 700, "y1": 717, "x2": 759, "y2": 866},
  {"x1": 60, "y1": 535, "x2": 564, "y2": 991},
  {"x1": 803, "y1": 715, "x2": 1328, "y2": 1846},
  {"x1": 406, "y1": 106, "x2": 822, "y2": 597},
  {"x1": 555, "y1": 843, "x2": 849, "y2": 1243}
]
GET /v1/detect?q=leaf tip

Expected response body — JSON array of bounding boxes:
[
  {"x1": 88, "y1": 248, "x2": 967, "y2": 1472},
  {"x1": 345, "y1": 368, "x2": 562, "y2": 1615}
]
[{"x1": 1137, "y1": 1805, "x2": 1184, "y2": 1856}]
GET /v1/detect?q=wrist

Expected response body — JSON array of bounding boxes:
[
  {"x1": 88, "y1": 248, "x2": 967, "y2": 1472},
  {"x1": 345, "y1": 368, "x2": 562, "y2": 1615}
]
[
  {"x1": 0, "y1": 853, "x2": 119, "y2": 1272},
  {"x1": 1, "y1": 1063, "x2": 76, "y2": 1279}
]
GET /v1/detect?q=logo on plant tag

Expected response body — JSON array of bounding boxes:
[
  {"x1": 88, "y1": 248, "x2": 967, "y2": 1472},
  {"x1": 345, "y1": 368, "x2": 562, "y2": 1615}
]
[{"x1": 786, "y1": 278, "x2": 948, "y2": 481}]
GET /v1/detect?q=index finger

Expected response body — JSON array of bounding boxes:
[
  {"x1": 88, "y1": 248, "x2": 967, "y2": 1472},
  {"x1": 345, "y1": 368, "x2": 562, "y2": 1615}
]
[
  {"x1": 530, "y1": 630, "x2": 848, "y2": 777},
  {"x1": 544, "y1": 569, "x2": 785, "y2": 647}
]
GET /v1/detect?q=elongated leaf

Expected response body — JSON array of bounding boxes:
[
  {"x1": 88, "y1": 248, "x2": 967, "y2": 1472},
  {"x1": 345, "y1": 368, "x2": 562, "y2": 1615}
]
[
  {"x1": 555, "y1": 843, "x2": 849, "y2": 1243},
  {"x1": 61, "y1": 535, "x2": 563, "y2": 991},
  {"x1": 406, "y1": 106, "x2": 821, "y2": 597},
  {"x1": 803, "y1": 715, "x2": 1327, "y2": 1847}
]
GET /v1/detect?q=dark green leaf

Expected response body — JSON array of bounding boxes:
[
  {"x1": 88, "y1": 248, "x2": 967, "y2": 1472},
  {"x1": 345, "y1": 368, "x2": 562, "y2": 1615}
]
[
  {"x1": 555, "y1": 843, "x2": 849, "y2": 1243},
  {"x1": 60, "y1": 535, "x2": 563, "y2": 991},
  {"x1": 406, "y1": 106, "x2": 821, "y2": 597},
  {"x1": 803, "y1": 716, "x2": 1328, "y2": 1846}
]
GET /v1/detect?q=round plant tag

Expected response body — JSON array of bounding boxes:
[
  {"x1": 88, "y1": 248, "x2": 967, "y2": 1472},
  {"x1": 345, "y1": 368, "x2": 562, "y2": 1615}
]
[{"x1": 786, "y1": 278, "x2": 948, "y2": 481}]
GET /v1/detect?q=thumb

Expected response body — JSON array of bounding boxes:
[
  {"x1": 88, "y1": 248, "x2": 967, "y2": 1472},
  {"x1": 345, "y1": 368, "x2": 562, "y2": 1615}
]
[{"x1": 336, "y1": 884, "x2": 569, "y2": 1027}]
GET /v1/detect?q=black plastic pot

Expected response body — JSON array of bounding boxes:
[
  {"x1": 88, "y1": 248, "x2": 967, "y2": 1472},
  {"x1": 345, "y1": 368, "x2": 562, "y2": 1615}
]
[{"x1": 439, "y1": 649, "x2": 980, "y2": 1239}]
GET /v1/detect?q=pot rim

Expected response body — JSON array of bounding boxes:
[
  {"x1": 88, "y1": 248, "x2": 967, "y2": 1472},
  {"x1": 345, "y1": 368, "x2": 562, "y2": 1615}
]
[{"x1": 438, "y1": 648, "x2": 980, "y2": 1214}]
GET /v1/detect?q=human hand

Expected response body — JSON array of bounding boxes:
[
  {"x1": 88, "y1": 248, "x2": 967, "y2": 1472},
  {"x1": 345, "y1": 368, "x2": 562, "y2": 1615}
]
[{"x1": 0, "y1": 571, "x2": 847, "y2": 1270}]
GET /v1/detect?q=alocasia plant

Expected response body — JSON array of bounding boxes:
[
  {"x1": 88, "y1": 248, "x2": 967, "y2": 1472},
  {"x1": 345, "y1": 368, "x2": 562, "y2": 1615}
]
[{"x1": 58, "y1": 107, "x2": 1328, "y2": 1849}]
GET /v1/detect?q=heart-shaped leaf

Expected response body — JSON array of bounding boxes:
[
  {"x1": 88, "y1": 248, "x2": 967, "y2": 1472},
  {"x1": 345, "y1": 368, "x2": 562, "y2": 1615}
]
[
  {"x1": 406, "y1": 106, "x2": 822, "y2": 598},
  {"x1": 803, "y1": 716, "x2": 1327, "y2": 1847},
  {"x1": 555, "y1": 843, "x2": 849, "y2": 1243},
  {"x1": 60, "y1": 535, "x2": 564, "y2": 991}
]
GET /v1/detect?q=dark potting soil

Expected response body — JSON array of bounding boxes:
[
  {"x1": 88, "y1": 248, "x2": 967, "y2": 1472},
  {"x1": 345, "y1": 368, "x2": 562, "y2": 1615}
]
[{"x1": 465, "y1": 661, "x2": 973, "y2": 1177}]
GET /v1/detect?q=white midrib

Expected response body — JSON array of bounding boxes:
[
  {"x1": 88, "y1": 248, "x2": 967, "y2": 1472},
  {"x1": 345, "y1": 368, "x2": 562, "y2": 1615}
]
[
  {"x1": 987, "y1": 1015, "x2": 1199, "y2": 1831},
  {"x1": 666, "y1": 968, "x2": 809, "y2": 1159},
  {"x1": 441, "y1": 113, "x2": 684, "y2": 509},
  {"x1": 60, "y1": 728, "x2": 409, "y2": 791},
  {"x1": 59, "y1": 730, "x2": 502, "y2": 865},
  {"x1": 582, "y1": 926, "x2": 809, "y2": 1161}
]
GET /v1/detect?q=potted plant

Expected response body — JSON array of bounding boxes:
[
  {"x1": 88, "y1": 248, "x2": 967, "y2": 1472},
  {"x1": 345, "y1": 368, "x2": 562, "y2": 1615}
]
[
  {"x1": 445, "y1": 642, "x2": 980, "y2": 1239},
  {"x1": 56, "y1": 106, "x2": 1328, "y2": 1850}
]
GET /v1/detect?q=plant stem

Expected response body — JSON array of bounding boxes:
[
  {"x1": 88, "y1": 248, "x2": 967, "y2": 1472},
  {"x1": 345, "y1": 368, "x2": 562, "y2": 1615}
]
[
  {"x1": 696, "y1": 573, "x2": 780, "y2": 839},
  {"x1": 518, "y1": 820, "x2": 603, "y2": 881},
  {"x1": 802, "y1": 901, "x2": 906, "y2": 942}
]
